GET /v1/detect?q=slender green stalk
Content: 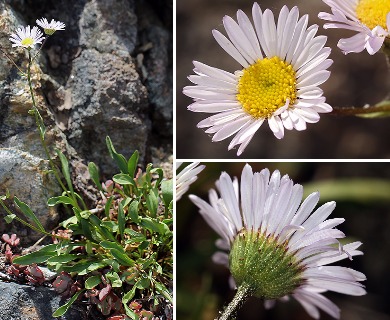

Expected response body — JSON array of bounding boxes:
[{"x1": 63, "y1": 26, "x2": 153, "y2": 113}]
[
  {"x1": 330, "y1": 101, "x2": 390, "y2": 116},
  {"x1": 26, "y1": 51, "x2": 81, "y2": 210},
  {"x1": 0, "y1": 198, "x2": 68, "y2": 241},
  {"x1": 217, "y1": 283, "x2": 252, "y2": 320},
  {"x1": 0, "y1": 46, "x2": 26, "y2": 76}
]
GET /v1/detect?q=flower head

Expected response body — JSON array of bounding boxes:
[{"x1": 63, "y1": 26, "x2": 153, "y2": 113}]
[
  {"x1": 9, "y1": 26, "x2": 45, "y2": 49},
  {"x1": 176, "y1": 162, "x2": 205, "y2": 201},
  {"x1": 36, "y1": 18, "x2": 66, "y2": 35},
  {"x1": 190, "y1": 164, "x2": 366, "y2": 319},
  {"x1": 319, "y1": 0, "x2": 390, "y2": 55},
  {"x1": 184, "y1": 4, "x2": 333, "y2": 156}
]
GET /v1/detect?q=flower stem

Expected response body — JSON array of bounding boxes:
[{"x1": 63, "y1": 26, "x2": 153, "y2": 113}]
[
  {"x1": 0, "y1": 46, "x2": 26, "y2": 76},
  {"x1": 26, "y1": 51, "x2": 80, "y2": 209},
  {"x1": 0, "y1": 198, "x2": 68, "y2": 241},
  {"x1": 217, "y1": 283, "x2": 252, "y2": 320},
  {"x1": 27, "y1": 51, "x2": 65, "y2": 191},
  {"x1": 330, "y1": 101, "x2": 390, "y2": 116}
]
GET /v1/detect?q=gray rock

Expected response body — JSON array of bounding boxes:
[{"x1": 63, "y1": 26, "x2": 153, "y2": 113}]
[
  {"x1": 0, "y1": 281, "x2": 83, "y2": 320},
  {"x1": 79, "y1": 0, "x2": 138, "y2": 54},
  {"x1": 65, "y1": 48, "x2": 150, "y2": 175},
  {"x1": 0, "y1": 149, "x2": 61, "y2": 241}
]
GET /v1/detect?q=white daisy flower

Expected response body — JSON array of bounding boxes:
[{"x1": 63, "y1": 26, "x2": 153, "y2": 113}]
[
  {"x1": 189, "y1": 164, "x2": 366, "y2": 319},
  {"x1": 183, "y1": 4, "x2": 333, "y2": 156},
  {"x1": 36, "y1": 18, "x2": 66, "y2": 35},
  {"x1": 9, "y1": 25, "x2": 45, "y2": 49},
  {"x1": 176, "y1": 162, "x2": 205, "y2": 201},
  {"x1": 319, "y1": 0, "x2": 390, "y2": 55}
]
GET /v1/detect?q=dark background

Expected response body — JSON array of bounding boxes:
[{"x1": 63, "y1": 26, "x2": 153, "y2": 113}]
[
  {"x1": 176, "y1": 162, "x2": 390, "y2": 319},
  {"x1": 176, "y1": 0, "x2": 390, "y2": 159}
]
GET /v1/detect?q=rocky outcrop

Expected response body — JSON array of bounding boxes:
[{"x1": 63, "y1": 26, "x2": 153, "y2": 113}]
[
  {"x1": 0, "y1": 281, "x2": 84, "y2": 320},
  {"x1": 0, "y1": 0, "x2": 172, "y2": 243}
]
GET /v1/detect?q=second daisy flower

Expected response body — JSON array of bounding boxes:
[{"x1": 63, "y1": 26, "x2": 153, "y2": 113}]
[{"x1": 183, "y1": 3, "x2": 333, "y2": 156}]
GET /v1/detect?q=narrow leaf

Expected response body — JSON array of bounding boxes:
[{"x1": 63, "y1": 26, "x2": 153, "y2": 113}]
[
  {"x1": 47, "y1": 254, "x2": 80, "y2": 264},
  {"x1": 113, "y1": 173, "x2": 135, "y2": 186},
  {"x1": 161, "y1": 179, "x2": 173, "y2": 208},
  {"x1": 13, "y1": 249, "x2": 56, "y2": 264},
  {"x1": 154, "y1": 281, "x2": 173, "y2": 303},
  {"x1": 52, "y1": 289, "x2": 85, "y2": 317},
  {"x1": 118, "y1": 203, "x2": 125, "y2": 240},
  {"x1": 127, "y1": 150, "x2": 139, "y2": 177},
  {"x1": 14, "y1": 196, "x2": 45, "y2": 232},
  {"x1": 47, "y1": 196, "x2": 76, "y2": 207},
  {"x1": 128, "y1": 200, "x2": 140, "y2": 223},
  {"x1": 146, "y1": 190, "x2": 158, "y2": 218},
  {"x1": 110, "y1": 249, "x2": 135, "y2": 267},
  {"x1": 56, "y1": 150, "x2": 74, "y2": 195},
  {"x1": 4, "y1": 214, "x2": 16, "y2": 223},
  {"x1": 106, "y1": 136, "x2": 128, "y2": 173},
  {"x1": 85, "y1": 276, "x2": 102, "y2": 289},
  {"x1": 88, "y1": 162, "x2": 103, "y2": 191},
  {"x1": 150, "y1": 168, "x2": 164, "y2": 186},
  {"x1": 104, "y1": 196, "x2": 114, "y2": 219}
]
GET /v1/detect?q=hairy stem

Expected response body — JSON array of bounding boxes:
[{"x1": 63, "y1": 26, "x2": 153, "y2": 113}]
[
  {"x1": 0, "y1": 46, "x2": 26, "y2": 75},
  {"x1": 330, "y1": 101, "x2": 390, "y2": 116},
  {"x1": 217, "y1": 283, "x2": 252, "y2": 320},
  {"x1": 0, "y1": 198, "x2": 68, "y2": 241},
  {"x1": 26, "y1": 51, "x2": 80, "y2": 207}
]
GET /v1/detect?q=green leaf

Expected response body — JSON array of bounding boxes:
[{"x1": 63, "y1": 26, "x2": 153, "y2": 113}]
[
  {"x1": 110, "y1": 249, "x2": 135, "y2": 267},
  {"x1": 141, "y1": 217, "x2": 170, "y2": 235},
  {"x1": 136, "y1": 277, "x2": 150, "y2": 289},
  {"x1": 85, "y1": 276, "x2": 102, "y2": 289},
  {"x1": 146, "y1": 190, "x2": 158, "y2": 218},
  {"x1": 47, "y1": 196, "x2": 76, "y2": 207},
  {"x1": 106, "y1": 271, "x2": 122, "y2": 287},
  {"x1": 104, "y1": 196, "x2": 114, "y2": 219},
  {"x1": 56, "y1": 150, "x2": 74, "y2": 196},
  {"x1": 124, "y1": 229, "x2": 146, "y2": 242},
  {"x1": 124, "y1": 301, "x2": 138, "y2": 319},
  {"x1": 13, "y1": 245, "x2": 58, "y2": 264},
  {"x1": 62, "y1": 260, "x2": 106, "y2": 275},
  {"x1": 88, "y1": 215, "x2": 117, "y2": 242},
  {"x1": 128, "y1": 150, "x2": 139, "y2": 177},
  {"x1": 100, "y1": 240, "x2": 125, "y2": 253},
  {"x1": 106, "y1": 136, "x2": 128, "y2": 173},
  {"x1": 101, "y1": 221, "x2": 118, "y2": 233},
  {"x1": 150, "y1": 168, "x2": 164, "y2": 187},
  {"x1": 80, "y1": 218, "x2": 94, "y2": 242},
  {"x1": 118, "y1": 203, "x2": 125, "y2": 240},
  {"x1": 14, "y1": 196, "x2": 45, "y2": 232},
  {"x1": 128, "y1": 200, "x2": 140, "y2": 223},
  {"x1": 47, "y1": 254, "x2": 80, "y2": 264},
  {"x1": 161, "y1": 179, "x2": 173, "y2": 208},
  {"x1": 154, "y1": 281, "x2": 173, "y2": 303},
  {"x1": 138, "y1": 240, "x2": 150, "y2": 251},
  {"x1": 52, "y1": 289, "x2": 85, "y2": 317},
  {"x1": 61, "y1": 216, "x2": 78, "y2": 228},
  {"x1": 122, "y1": 285, "x2": 137, "y2": 303},
  {"x1": 113, "y1": 173, "x2": 135, "y2": 186},
  {"x1": 4, "y1": 214, "x2": 16, "y2": 223},
  {"x1": 88, "y1": 162, "x2": 103, "y2": 191}
]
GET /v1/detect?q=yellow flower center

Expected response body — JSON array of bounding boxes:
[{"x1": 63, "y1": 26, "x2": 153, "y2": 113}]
[
  {"x1": 236, "y1": 56, "x2": 297, "y2": 119},
  {"x1": 356, "y1": 0, "x2": 390, "y2": 30},
  {"x1": 21, "y1": 37, "x2": 34, "y2": 47}
]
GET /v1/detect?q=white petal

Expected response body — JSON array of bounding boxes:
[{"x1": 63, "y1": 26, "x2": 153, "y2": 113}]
[{"x1": 213, "y1": 29, "x2": 249, "y2": 67}]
